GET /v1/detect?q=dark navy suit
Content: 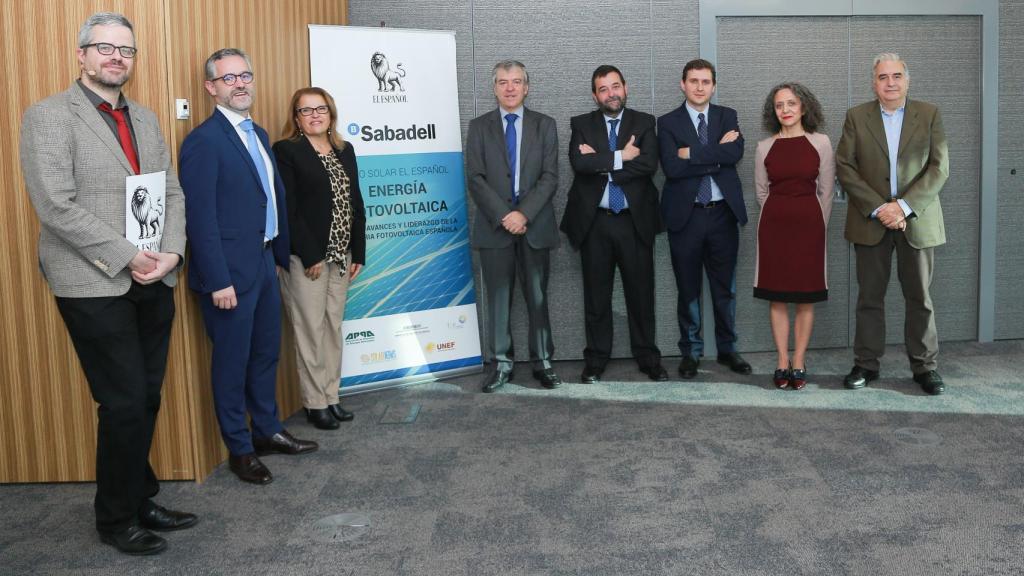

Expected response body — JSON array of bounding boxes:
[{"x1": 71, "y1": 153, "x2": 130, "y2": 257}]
[
  {"x1": 180, "y1": 108, "x2": 290, "y2": 456},
  {"x1": 657, "y1": 103, "x2": 747, "y2": 357}
]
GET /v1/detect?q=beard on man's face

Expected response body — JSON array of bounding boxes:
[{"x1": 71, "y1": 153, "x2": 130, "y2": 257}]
[{"x1": 599, "y1": 94, "x2": 626, "y2": 115}]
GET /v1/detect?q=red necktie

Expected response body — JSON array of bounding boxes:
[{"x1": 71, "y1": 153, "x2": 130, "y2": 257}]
[{"x1": 98, "y1": 102, "x2": 140, "y2": 175}]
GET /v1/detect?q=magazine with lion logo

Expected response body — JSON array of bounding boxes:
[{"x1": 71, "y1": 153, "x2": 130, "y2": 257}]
[{"x1": 125, "y1": 171, "x2": 166, "y2": 252}]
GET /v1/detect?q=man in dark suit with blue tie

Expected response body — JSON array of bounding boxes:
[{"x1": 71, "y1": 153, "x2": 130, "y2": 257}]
[
  {"x1": 658, "y1": 59, "x2": 752, "y2": 379},
  {"x1": 180, "y1": 48, "x2": 317, "y2": 485},
  {"x1": 562, "y1": 65, "x2": 667, "y2": 383}
]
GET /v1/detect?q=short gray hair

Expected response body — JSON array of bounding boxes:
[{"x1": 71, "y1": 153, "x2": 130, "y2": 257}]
[
  {"x1": 872, "y1": 52, "x2": 909, "y2": 81},
  {"x1": 205, "y1": 48, "x2": 253, "y2": 81},
  {"x1": 492, "y1": 60, "x2": 529, "y2": 86},
  {"x1": 78, "y1": 12, "x2": 134, "y2": 48}
]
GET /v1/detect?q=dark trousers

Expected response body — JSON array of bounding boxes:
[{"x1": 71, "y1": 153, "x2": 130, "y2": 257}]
[
  {"x1": 580, "y1": 210, "x2": 660, "y2": 370},
  {"x1": 199, "y1": 248, "x2": 284, "y2": 456},
  {"x1": 479, "y1": 236, "x2": 554, "y2": 372},
  {"x1": 668, "y1": 203, "x2": 739, "y2": 357},
  {"x1": 854, "y1": 229, "x2": 938, "y2": 374},
  {"x1": 56, "y1": 281, "x2": 175, "y2": 534}
]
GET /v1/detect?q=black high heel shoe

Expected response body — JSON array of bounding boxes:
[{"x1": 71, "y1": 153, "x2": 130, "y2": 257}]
[
  {"x1": 773, "y1": 368, "x2": 791, "y2": 390},
  {"x1": 328, "y1": 403, "x2": 355, "y2": 422},
  {"x1": 790, "y1": 368, "x2": 807, "y2": 390},
  {"x1": 306, "y1": 408, "x2": 340, "y2": 430}
]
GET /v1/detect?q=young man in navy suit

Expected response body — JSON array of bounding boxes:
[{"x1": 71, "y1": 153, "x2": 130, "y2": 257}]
[
  {"x1": 180, "y1": 48, "x2": 317, "y2": 486},
  {"x1": 657, "y1": 59, "x2": 752, "y2": 379}
]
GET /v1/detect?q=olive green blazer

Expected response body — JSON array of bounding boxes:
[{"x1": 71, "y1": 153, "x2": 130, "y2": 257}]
[{"x1": 836, "y1": 99, "x2": 948, "y2": 249}]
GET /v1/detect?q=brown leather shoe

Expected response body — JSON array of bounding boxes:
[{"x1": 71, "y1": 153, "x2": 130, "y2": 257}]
[
  {"x1": 253, "y1": 430, "x2": 319, "y2": 455},
  {"x1": 228, "y1": 453, "x2": 273, "y2": 485}
]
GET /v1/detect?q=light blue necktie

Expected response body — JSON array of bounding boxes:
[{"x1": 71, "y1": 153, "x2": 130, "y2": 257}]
[
  {"x1": 696, "y1": 112, "x2": 712, "y2": 206},
  {"x1": 607, "y1": 118, "x2": 626, "y2": 213},
  {"x1": 505, "y1": 113, "x2": 518, "y2": 204},
  {"x1": 240, "y1": 118, "x2": 276, "y2": 240}
]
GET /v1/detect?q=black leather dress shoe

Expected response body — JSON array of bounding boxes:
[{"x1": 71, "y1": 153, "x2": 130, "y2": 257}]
[
  {"x1": 139, "y1": 501, "x2": 198, "y2": 532},
  {"x1": 533, "y1": 368, "x2": 562, "y2": 389},
  {"x1": 482, "y1": 369, "x2": 512, "y2": 393},
  {"x1": 843, "y1": 365, "x2": 879, "y2": 389},
  {"x1": 580, "y1": 367, "x2": 603, "y2": 384},
  {"x1": 306, "y1": 408, "x2": 340, "y2": 430},
  {"x1": 641, "y1": 363, "x2": 669, "y2": 381},
  {"x1": 913, "y1": 370, "x2": 945, "y2": 395},
  {"x1": 328, "y1": 403, "x2": 355, "y2": 422},
  {"x1": 99, "y1": 525, "x2": 167, "y2": 555},
  {"x1": 229, "y1": 453, "x2": 273, "y2": 485},
  {"x1": 717, "y1": 352, "x2": 752, "y2": 375},
  {"x1": 253, "y1": 430, "x2": 319, "y2": 455},
  {"x1": 678, "y1": 356, "x2": 699, "y2": 379}
]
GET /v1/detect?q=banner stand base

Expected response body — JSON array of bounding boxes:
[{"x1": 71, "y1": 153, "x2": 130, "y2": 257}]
[{"x1": 339, "y1": 364, "x2": 484, "y2": 397}]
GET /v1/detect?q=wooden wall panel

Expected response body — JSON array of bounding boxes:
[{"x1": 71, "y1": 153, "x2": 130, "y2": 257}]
[
  {"x1": 1, "y1": 0, "x2": 347, "y2": 483},
  {"x1": 0, "y1": 0, "x2": 195, "y2": 482}
]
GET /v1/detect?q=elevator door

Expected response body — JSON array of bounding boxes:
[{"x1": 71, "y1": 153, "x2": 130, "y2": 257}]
[{"x1": 716, "y1": 15, "x2": 981, "y2": 353}]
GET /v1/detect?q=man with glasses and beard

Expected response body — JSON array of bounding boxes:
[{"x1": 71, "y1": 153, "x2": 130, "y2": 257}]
[
  {"x1": 180, "y1": 48, "x2": 317, "y2": 487},
  {"x1": 20, "y1": 12, "x2": 194, "y2": 555},
  {"x1": 561, "y1": 65, "x2": 667, "y2": 384}
]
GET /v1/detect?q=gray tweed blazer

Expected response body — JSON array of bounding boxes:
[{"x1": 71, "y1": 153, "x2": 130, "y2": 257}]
[{"x1": 20, "y1": 82, "x2": 186, "y2": 297}]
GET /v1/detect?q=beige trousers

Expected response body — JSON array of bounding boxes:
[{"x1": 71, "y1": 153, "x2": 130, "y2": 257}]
[{"x1": 279, "y1": 255, "x2": 351, "y2": 409}]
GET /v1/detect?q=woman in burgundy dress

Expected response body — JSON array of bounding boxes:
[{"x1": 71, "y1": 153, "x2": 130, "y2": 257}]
[{"x1": 753, "y1": 82, "x2": 834, "y2": 390}]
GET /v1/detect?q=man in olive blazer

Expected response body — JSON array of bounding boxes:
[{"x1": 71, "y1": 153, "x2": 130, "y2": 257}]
[
  {"x1": 836, "y1": 53, "x2": 949, "y2": 395},
  {"x1": 466, "y1": 60, "x2": 561, "y2": 392},
  {"x1": 20, "y1": 12, "x2": 193, "y2": 555}
]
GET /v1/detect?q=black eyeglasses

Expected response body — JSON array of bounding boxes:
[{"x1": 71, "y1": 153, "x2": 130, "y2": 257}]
[
  {"x1": 210, "y1": 71, "x2": 254, "y2": 86},
  {"x1": 81, "y1": 43, "x2": 137, "y2": 58},
  {"x1": 296, "y1": 106, "x2": 329, "y2": 117}
]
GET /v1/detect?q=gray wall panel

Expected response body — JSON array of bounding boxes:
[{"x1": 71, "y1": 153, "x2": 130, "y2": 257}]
[
  {"x1": 996, "y1": 0, "x2": 1024, "y2": 339},
  {"x1": 472, "y1": 0, "x2": 658, "y2": 364},
  {"x1": 652, "y1": 1, "x2": 701, "y2": 358},
  {"x1": 850, "y1": 16, "x2": 981, "y2": 343},
  {"x1": 716, "y1": 16, "x2": 852, "y2": 353},
  {"x1": 347, "y1": 1, "x2": 1018, "y2": 366}
]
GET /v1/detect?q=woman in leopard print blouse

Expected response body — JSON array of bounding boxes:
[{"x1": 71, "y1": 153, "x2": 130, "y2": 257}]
[{"x1": 273, "y1": 87, "x2": 366, "y2": 430}]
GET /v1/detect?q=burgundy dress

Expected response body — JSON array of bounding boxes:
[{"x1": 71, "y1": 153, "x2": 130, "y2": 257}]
[{"x1": 754, "y1": 135, "x2": 830, "y2": 303}]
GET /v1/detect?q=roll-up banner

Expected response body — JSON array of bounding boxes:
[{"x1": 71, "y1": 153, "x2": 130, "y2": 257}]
[{"x1": 309, "y1": 25, "x2": 482, "y2": 393}]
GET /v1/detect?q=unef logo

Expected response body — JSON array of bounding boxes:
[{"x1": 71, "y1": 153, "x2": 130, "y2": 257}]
[
  {"x1": 360, "y1": 350, "x2": 396, "y2": 364},
  {"x1": 370, "y1": 52, "x2": 408, "y2": 103},
  {"x1": 345, "y1": 330, "x2": 375, "y2": 345},
  {"x1": 425, "y1": 341, "x2": 456, "y2": 354}
]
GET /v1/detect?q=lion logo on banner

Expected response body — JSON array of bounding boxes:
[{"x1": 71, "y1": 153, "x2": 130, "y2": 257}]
[
  {"x1": 130, "y1": 186, "x2": 163, "y2": 240},
  {"x1": 370, "y1": 52, "x2": 406, "y2": 92}
]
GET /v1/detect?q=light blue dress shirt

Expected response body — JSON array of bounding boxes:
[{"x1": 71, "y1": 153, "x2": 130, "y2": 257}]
[
  {"x1": 598, "y1": 113, "x2": 628, "y2": 210},
  {"x1": 874, "y1": 104, "x2": 913, "y2": 218},
  {"x1": 685, "y1": 102, "x2": 724, "y2": 203}
]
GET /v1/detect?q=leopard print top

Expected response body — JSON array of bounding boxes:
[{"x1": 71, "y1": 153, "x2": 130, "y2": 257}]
[{"x1": 317, "y1": 151, "x2": 353, "y2": 275}]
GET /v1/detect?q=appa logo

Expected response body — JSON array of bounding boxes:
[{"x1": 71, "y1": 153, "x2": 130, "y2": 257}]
[
  {"x1": 370, "y1": 52, "x2": 405, "y2": 92},
  {"x1": 344, "y1": 330, "x2": 375, "y2": 345}
]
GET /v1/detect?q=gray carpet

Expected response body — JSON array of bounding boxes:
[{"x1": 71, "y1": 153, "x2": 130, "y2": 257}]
[{"x1": 2, "y1": 341, "x2": 1023, "y2": 575}]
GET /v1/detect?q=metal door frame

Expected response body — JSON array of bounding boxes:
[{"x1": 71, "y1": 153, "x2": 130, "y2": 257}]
[{"x1": 699, "y1": 0, "x2": 999, "y2": 343}]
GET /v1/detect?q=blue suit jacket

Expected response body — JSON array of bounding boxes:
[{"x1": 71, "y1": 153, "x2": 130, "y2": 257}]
[
  {"x1": 657, "y1": 103, "x2": 747, "y2": 230},
  {"x1": 179, "y1": 109, "x2": 290, "y2": 294}
]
